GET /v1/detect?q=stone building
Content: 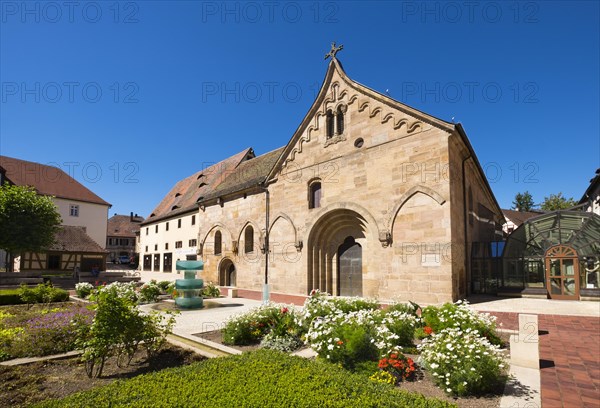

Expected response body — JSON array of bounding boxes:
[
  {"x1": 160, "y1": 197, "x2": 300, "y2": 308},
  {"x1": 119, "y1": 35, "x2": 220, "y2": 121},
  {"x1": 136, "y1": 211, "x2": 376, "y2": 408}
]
[{"x1": 140, "y1": 53, "x2": 503, "y2": 303}]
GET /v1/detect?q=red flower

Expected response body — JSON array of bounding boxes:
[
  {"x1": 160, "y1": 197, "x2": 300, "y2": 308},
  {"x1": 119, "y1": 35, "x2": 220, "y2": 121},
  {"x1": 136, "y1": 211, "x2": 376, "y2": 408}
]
[
  {"x1": 281, "y1": 307, "x2": 289, "y2": 314},
  {"x1": 424, "y1": 326, "x2": 433, "y2": 335},
  {"x1": 336, "y1": 340, "x2": 343, "y2": 346}
]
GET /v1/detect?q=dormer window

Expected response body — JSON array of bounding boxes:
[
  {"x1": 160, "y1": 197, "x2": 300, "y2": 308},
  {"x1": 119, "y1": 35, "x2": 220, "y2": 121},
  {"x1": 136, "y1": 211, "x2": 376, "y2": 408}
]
[
  {"x1": 326, "y1": 110, "x2": 334, "y2": 138},
  {"x1": 171, "y1": 205, "x2": 179, "y2": 211},
  {"x1": 175, "y1": 193, "x2": 181, "y2": 197},
  {"x1": 198, "y1": 182, "x2": 207, "y2": 188},
  {"x1": 197, "y1": 174, "x2": 205, "y2": 180}
]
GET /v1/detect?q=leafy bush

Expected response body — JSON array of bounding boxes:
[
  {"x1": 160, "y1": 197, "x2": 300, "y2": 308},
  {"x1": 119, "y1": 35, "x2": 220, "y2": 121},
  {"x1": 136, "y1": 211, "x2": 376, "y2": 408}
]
[
  {"x1": 75, "y1": 282, "x2": 94, "y2": 299},
  {"x1": 138, "y1": 280, "x2": 161, "y2": 303},
  {"x1": 35, "y1": 349, "x2": 456, "y2": 408},
  {"x1": 306, "y1": 309, "x2": 406, "y2": 369},
  {"x1": 297, "y1": 290, "x2": 379, "y2": 334},
  {"x1": 384, "y1": 301, "x2": 420, "y2": 316},
  {"x1": 420, "y1": 300, "x2": 502, "y2": 346},
  {"x1": 156, "y1": 280, "x2": 172, "y2": 293},
  {"x1": 78, "y1": 282, "x2": 175, "y2": 377},
  {"x1": 377, "y1": 309, "x2": 419, "y2": 348},
  {"x1": 260, "y1": 332, "x2": 303, "y2": 352},
  {"x1": 418, "y1": 327, "x2": 507, "y2": 396},
  {"x1": 222, "y1": 303, "x2": 299, "y2": 346},
  {"x1": 201, "y1": 281, "x2": 221, "y2": 298},
  {"x1": 19, "y1": 283, "x2": 69, "y2": 306}
]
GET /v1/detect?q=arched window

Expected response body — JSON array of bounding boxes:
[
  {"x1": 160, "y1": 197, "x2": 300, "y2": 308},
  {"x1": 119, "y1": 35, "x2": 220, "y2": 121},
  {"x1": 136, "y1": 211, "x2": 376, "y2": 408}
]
[
  {"x1": 326, "y1": 110, "x2": 334, "y2": 138},
  {"x1": 214, "y1": 230, "x2": 222, "y2": 255},
  {"x1": 336, "y1": 106, "x2": 344, "y2": 135},
  {"x1": 309, "y1": 182, "x2": 322, "y2": 209},
  {"x1": 244, "y1": 226, "x2": 254, "y2": 253}
]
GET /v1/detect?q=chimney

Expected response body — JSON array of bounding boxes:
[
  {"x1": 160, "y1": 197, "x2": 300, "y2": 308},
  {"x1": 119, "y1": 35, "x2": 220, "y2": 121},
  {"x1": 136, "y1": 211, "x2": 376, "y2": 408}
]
[{"x1": 130, "y1": 212, "x2": 133, "y2": 221}]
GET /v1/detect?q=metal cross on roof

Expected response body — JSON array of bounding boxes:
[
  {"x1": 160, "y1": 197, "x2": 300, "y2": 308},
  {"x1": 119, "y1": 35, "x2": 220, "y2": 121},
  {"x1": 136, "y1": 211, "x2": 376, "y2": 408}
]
[{"x1": 324, "y1": 42, "x2": 343, "y2": 60}]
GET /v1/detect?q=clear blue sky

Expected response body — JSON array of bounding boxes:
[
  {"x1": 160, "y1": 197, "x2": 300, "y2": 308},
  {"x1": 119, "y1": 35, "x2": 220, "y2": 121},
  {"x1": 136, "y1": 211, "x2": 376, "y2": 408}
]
[{"x1": 1, "y1": 1, "x2": 598, "y2": 218}]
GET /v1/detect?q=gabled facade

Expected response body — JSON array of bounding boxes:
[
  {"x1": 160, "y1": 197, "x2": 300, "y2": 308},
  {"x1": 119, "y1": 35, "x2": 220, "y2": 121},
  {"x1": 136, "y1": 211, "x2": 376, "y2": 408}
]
[
  {"x1": 0, "y1": 156, "x2": 111, "y2": 247},
  {"x1": 0, "y1": 155, "x2": 111, "y2": 272},
  {"x1": 106, "y1": 213, "x2": 144, "y2": 263},
  {"x1": 190, "y1": 56, "x2": 503, "y2": 303}
]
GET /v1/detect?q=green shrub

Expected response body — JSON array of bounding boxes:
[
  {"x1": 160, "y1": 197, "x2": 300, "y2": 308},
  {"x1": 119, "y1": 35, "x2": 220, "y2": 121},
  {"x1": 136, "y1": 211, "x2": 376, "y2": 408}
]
[
  {"x1": 0, "y1": 289, "x2": 23, "y2": 305},
  {"x1": 201, "y1": 281, "x2": 221, "y2": 298},
  {"x1": 138, "y1": 281, "x2": 161, "y2": 303},
  {"x1": 328, "y1": 322, "x2": 379, "y2": 369},
  {"x1": 78, "y1": 282, "x2": 175, "y2": 377},
  {"x1": 156, "y1": 280, "x2": 171, "y2": 293},
  {"x1": 260, "y1": 332, "x2": 303, "y2": 352},
  {"x1": 19, "y1": 283, "x2": 69, "y2": 306},
  {"x1": 34, "y1": 349, "x2": 456, "y2": 408},
  {"x1": 298, "y1": 290, "x2": 379, "y2": 334},
  {"x1": 418, "y1": 327, "x2": 507, "y2": 396},
  {"x1": 75, "y1": 282, "x2": 93, "y2": 299},
  {"x1": 421, "y1": 300, "x2": 502, "y2": 346},
  {"x1": 222, "y1": 303, "x2": 299, "y2": 346}
]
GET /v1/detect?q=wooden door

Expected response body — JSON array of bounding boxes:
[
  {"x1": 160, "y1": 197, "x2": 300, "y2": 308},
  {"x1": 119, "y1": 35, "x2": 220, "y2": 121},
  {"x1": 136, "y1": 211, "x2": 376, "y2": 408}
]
[
  {"x1": 338, "y1": 237, "x2": 362, "y2": 297},
  {"x1": 545, "y1": 245, "x2": 579, "y2": 300}
]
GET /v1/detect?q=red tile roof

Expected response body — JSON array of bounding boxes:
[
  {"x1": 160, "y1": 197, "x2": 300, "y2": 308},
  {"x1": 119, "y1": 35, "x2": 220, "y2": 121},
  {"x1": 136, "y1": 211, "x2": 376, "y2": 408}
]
[
  {"x1": 141, "y1": 148, "x2": 253, "y2": 225},
  {"x1": 0, "y1": 156, "x2": 110, "y2": 206},
  {"x1": 107, "y1": 214, "x2": 144, "y2": 237},
  {"x1": 200, "y1": 147, "x2": 285, "y2": 202}
]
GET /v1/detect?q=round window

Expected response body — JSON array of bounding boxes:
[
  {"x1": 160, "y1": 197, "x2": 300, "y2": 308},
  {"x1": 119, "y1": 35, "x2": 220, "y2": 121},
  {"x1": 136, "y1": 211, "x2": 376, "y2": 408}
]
[{"x1": 354, "y1": 138, "x2": 364, "y2": 148}]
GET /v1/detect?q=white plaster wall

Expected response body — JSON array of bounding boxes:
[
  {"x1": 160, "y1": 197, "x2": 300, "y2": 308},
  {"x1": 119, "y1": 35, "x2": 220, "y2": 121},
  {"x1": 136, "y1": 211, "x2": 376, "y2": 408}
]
[{"x1": 53, "y1": 198, "x2": 109, "y2": 248}]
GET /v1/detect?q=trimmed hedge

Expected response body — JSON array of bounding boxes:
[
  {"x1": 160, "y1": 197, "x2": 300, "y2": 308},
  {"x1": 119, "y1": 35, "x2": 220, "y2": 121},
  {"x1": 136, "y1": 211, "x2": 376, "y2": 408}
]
[
  {"x1": 35, "y1": 349, "x2": 456, "y2": 408},
  {"x1": 0, "y1": 289, "x2": 22, "y2": 305},
  {"x1": 0, "y1": 285, "x2": 69, "y2": 305}
]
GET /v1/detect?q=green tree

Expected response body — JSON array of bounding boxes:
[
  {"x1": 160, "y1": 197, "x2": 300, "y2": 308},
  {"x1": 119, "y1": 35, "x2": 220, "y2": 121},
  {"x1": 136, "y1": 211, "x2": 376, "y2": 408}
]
[
  {"x1": 512, "y1": 191, "x2": 536, "y2": 211},
  {"x1": 0, "y1": 183, "x2": 62, "y2": 272},
  {"x1": 540, "y1": 192, "x2": 577, "y2": 211}
]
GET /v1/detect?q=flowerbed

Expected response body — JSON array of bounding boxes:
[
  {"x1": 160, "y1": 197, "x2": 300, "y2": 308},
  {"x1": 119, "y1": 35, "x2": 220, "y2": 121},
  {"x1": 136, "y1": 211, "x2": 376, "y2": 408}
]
[
  {"x1": 221, "y1": 292, "x2": 507, "y2": 397},
  {"x1": 0, "y1": 302, "x2": 94, "y2": 361}
]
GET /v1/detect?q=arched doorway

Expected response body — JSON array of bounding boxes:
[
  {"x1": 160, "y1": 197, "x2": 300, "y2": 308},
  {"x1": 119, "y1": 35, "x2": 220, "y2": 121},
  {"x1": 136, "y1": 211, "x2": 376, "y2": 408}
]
[
  {"x1": 219, "y1": 258, "x2": 236, "y2": 286},
  {"x1": 338, "y1": 236, "x2": 362, "y2": 296},
  {"x1": 307, "y1": 209, "x2": 370, "y2": 295},
  {"x1": 545, "y1": 245, "x2": 579, "y2": 300}
]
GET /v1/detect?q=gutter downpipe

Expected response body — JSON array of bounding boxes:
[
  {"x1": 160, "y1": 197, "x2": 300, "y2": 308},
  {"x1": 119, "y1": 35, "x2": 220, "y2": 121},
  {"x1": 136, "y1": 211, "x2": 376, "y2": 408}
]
[
  {"x1": 260, "y1": 183, "x2": 270, "y2": 304},
  {"x1": 462, "y1": 152, "x2": 472, "y2": 298}
]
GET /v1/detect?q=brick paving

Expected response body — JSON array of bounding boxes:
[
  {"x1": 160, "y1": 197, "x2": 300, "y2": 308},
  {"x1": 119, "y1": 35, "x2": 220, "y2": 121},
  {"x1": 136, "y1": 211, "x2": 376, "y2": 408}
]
[{"x1": 483, "y1": 311, "x2": 600, "y2": 408}]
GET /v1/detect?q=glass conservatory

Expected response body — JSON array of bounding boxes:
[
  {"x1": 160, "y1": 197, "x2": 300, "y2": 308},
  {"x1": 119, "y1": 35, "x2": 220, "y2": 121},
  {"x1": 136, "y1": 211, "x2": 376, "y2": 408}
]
[{"x1": 500, "y1": 210, "x2": 600, "y2": 300}]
